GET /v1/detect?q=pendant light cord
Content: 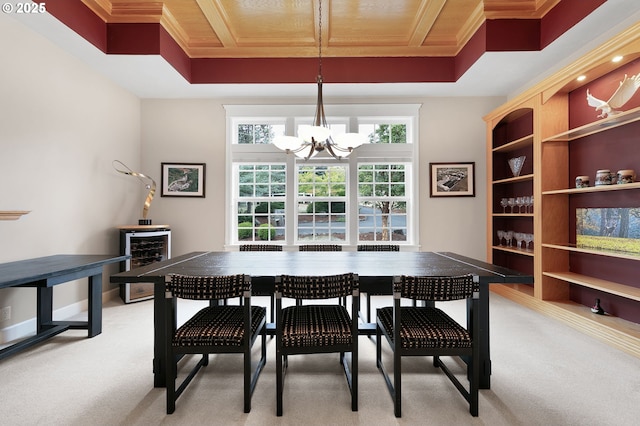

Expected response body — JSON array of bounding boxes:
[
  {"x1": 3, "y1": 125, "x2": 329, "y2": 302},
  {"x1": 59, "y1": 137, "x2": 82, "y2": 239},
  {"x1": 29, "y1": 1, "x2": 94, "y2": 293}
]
[{"x1": 318, "y1": 0, "x2": 323, "y2": 79}]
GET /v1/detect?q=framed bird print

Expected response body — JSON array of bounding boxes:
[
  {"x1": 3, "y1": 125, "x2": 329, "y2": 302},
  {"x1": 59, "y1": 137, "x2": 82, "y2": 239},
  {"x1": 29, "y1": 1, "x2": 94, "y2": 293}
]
[{"x1": 161, "y1": 163, "x2": 206, "y2": 197}]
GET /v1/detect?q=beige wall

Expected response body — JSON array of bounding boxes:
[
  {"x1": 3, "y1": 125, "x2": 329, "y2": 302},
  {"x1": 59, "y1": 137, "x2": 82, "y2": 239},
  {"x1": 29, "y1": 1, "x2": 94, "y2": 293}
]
[
  {"x1": 140, "y1": 96, "x2": 502, "y2": 259},
  {"x1": 0, "y1": 14, "x2": 141, "y2": 328},
  {"x1": 0, "y1": 11, "x2": 503, "y2": 342}
]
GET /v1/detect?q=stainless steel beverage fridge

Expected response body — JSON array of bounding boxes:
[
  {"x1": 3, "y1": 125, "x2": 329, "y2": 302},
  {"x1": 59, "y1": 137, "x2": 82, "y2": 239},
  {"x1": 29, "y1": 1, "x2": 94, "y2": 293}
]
[{"x1": 118, "y1": 225, "x2": 171, "y2": 303}]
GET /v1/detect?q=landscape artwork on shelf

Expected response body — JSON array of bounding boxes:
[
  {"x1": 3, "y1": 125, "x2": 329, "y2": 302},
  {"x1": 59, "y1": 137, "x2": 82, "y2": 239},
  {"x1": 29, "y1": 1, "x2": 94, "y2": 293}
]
[
  {"x1": 576, "y1": 207, "x2": 640, "y2": 254},
  {"x1": 161, "y1": 163, "x2": 206, "y2": 197},
  {"x1": 429, "y1": 162, "x2": 475, "y2": 197}
]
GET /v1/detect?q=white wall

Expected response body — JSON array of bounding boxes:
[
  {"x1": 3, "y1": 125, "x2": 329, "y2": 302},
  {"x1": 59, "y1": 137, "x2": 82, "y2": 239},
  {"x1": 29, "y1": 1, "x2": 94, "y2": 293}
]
[
  {"x1": 140, "y1": 96, "x2": 503, "y2": 260},
  {"x1": 0, "y1": 14, "x2": 141, "y2": 327}
]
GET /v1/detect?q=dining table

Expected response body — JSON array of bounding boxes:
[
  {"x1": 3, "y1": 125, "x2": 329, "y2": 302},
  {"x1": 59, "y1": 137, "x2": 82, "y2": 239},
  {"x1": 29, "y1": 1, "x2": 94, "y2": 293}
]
[{"x1": 110, "y1": 250, "x2": 532, "y2": 389}]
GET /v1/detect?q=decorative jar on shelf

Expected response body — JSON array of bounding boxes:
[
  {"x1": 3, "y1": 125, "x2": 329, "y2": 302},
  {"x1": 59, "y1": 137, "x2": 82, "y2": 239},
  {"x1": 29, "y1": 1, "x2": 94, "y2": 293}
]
[
  {"x1": 575, "y1": 175, "x2": 590, "y2": 188},
  {"x1": 595, "y1": 169, "x2": 614, "y2": 186},
  {"x1": 616, "y1": 169, "x2": 636, "y2": 184}
]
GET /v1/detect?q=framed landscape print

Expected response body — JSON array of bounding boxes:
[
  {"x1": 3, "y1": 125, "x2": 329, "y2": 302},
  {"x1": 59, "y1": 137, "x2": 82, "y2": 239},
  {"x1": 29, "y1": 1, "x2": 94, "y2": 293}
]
[
  {"x1": 576, "y1": 207, "x2": 640, "y2": 255},
  {"x1": 429, "y1": 162, "x2": 475, "y2": 197},
  {"x1": 161, "y1": 163, "x2": 206, "y2": 197}
]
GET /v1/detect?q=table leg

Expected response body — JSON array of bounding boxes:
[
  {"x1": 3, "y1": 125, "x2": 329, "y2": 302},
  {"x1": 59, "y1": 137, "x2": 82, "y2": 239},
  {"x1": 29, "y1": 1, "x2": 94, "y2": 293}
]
[
  {"x1": 36, "y1": 287, "x2": 53, "y2": 333},
  {"x1": 469, "y1": 285, "x2": 491, "y2": 389},
  {"x1": 153, "y1": 278, "x2": 170, "y2": 388},
  {"x1": 88, "y1": 273, "x2": 102, "y2": 337}
]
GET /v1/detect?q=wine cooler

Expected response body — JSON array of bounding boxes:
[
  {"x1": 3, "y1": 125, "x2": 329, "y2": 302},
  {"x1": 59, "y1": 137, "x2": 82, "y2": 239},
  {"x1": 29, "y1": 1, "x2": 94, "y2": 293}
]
[{"x1": 118, "y1": 225, "x2": 171, "y2": 303}]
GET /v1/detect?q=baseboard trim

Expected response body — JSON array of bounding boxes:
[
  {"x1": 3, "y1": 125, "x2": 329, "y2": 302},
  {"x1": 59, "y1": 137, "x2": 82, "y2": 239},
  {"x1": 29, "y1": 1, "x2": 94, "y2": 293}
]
[{"x1": 0, "y1": 287, "x2": 121, "y2": 346}]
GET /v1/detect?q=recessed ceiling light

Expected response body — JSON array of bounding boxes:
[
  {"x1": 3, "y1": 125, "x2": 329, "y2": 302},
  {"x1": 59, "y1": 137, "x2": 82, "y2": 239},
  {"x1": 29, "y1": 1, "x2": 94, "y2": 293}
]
[
  {"x1": 577, "y1": 75, "x2": 587, "y2": 82},
  {"x1": 612, "y1": 55, "x2": 624, "y2": 63}
]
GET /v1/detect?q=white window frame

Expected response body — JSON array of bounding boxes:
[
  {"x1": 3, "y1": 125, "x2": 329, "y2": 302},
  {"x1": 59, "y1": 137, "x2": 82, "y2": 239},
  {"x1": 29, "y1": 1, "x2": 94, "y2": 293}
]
[{"x1": 224, "y1": 104, "x2": 421, "y2": 250}]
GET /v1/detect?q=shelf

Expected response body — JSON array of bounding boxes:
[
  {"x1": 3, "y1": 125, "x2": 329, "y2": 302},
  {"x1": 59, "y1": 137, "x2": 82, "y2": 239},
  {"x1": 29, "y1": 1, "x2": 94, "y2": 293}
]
[
  {"x1": 492, "y1": 134, "x2": 534, "y2": 153},
  {"x1": 543, "y1": 106, "x2": 640, "y2": 142},
  {"x1": 543, "y1": 271, "x2": 640, "y2": 302},
  {"x1": 0, "y1": 211, "x2": 30, "y2": 220},
  {"x1": 493, "y1": 213, "x2": 534, "y2": 218},
  {"x1": 542, "y1": 243, "x2": 640, "y2": 261},
  {"x1": 492, "y1": 173, "x2": 534, "y2": 185},
  {"x1": 542, "y1": 181, "x2": 640, "y2": 195},
  {"x1": 492, "y1": 245, "x2": 534, "y2": 256}
]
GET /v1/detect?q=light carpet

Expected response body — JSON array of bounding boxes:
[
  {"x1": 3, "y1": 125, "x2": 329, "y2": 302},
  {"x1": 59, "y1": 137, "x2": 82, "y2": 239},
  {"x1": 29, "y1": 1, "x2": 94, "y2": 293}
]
[{"x1": 1, "y1": 292, "x2": 639, "y2": 425}]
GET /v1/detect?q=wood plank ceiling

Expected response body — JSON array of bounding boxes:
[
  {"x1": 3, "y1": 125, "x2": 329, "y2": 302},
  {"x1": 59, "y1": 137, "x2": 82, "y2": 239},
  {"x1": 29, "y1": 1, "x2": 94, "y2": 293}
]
[
  {"x1": 43, "y1": 0, "x2": 605, "y2": 84},
  {"x1": 82, "y1": 0, "x2": 561, "y2": 58}
]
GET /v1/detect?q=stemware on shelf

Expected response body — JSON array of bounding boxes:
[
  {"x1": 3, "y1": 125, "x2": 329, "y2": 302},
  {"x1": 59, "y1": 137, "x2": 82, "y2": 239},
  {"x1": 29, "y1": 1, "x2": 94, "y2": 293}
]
[
  {"x1": 508, "y1": 156, "x2": 526, "y2": 177},
  {"x1": 524, "y1": 233, "x2": 533, "y2": 251},
  {"x1": 515, "y1": 197, "x2": 525, "y2": 213},
  {"x1": 500, "y1": 198, "x2": 508, "y2": 213},
  {"x1": 507, "y1": 198, "x2": 515, "y2": 213},
  {"x1": 497, "y1": 230, "x2": 505, "y2": 246},
  {"x1": 514, "y1": 232, "x2": 525, "y2": 250},
  {"x1": 505, "y1": 230, "x2": 513, "y2": 247}
]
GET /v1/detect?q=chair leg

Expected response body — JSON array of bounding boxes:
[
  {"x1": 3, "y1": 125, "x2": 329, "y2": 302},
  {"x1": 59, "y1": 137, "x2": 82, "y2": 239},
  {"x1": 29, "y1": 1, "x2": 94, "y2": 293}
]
[
  {"x1": 394, "y1": 347, "x2": 401, "y2": 417},
  {"x1": 276, "y1": 348, "x2": 283, "y2": 416},
  {"x1": 244, "y1": 349, "x2": 251, "y2": 413},
  {"x1": 352, "y1": 346, "x2": 358, "y2": 412},
  {"x1": 166, "y1": 352, "x2": 176, "y2": 414}
]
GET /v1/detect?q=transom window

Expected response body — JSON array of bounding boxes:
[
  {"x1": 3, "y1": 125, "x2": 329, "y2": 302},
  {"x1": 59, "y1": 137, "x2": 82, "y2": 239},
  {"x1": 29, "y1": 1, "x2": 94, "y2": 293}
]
[{"x1": 225, "y1": 104, "x2": 419, "y2": 248}]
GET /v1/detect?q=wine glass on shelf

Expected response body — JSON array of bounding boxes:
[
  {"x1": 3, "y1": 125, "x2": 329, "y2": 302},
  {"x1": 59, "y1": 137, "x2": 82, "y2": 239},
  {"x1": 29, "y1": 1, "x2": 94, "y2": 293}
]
[
  {"x1": 524, "y1": 233, "x2": 533, "y2": 251},
  {"x1": 507, "y1": 198, "x2": 515, "y2": 214},
  {"x1": 497, "y1": 230, "x2": 505, "y2": 246},
  {"x1": 505, "y1": 230, "x2": 513, "y2": 247},
  {"x1": 514, "y1": 232, "x2": 525, "y2": 250},
  {"x1": 529, "y1": 196, "x2": 534, "y2": 214},
  {"x1": 516, "y1": 197, "x2": 525, "y2": 213},
  {"x1": 500, "y1": 198, "x2": 508, "y2": 213},
  {"x1": 523, "y1": 196, "x2": 531, "y2": 213}
]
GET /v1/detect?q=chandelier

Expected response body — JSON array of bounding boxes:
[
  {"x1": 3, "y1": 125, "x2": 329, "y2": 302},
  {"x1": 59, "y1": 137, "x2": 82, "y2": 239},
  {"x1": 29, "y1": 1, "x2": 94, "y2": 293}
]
[{"x1": 272, "y1": 0, "x2": 368, "y2": 160}]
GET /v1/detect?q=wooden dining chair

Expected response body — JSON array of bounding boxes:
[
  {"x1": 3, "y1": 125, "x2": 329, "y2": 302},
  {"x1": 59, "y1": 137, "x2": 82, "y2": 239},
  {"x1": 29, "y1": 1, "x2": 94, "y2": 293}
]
[
  {"x1": 239, "y1": 244, "x2": 282, "y2": 322},
  {"x1": 275, "y1": 273, "x2": 359, "y2": 416},
  {"x1": 376, "y1": 274, "x2": 480, "y2": 417},
  {"x1": 164, "y1": 274, "x2": 267, "y2": 414},
  {"x1": 298, "y1": 244, "x2": 342, "y2": 251},
  {"x1": 356, "y1": 244, "x2": 400, "y2": 323}
]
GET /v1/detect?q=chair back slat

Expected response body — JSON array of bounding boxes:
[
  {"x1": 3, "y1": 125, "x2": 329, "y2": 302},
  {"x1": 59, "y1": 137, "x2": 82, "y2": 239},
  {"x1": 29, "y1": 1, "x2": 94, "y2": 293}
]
[
  {"x1": 276, "y1": 273, "x2": 357, "y2": 299},
  {"x1": 240, "y1": 244, "x2": 282, "y2": 251},
  {"x1": 394, "y1": 274, "x2": 477, "y2": 301},
  {"x1": 167, "y1": 274, "x2": 249, "y2": 300},
  {"x1": 357, "y1": 244, "x2": 399, "y2": 251},
  {"x1": 299, "y1": 244, "x2": 342, "y2": 251}
]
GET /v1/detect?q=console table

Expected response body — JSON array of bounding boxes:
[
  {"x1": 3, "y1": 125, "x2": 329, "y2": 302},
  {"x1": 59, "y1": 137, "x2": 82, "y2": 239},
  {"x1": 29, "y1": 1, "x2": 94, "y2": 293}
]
[{"x1": 0, "y1": 254, "x2": 127, "y2": 360}]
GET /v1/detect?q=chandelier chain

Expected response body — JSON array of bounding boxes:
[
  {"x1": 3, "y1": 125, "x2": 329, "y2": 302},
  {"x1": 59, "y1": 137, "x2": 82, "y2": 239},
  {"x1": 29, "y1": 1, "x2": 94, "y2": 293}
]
[{"x1": 318, "y1": 0, "x2": 322, "y2": 78}]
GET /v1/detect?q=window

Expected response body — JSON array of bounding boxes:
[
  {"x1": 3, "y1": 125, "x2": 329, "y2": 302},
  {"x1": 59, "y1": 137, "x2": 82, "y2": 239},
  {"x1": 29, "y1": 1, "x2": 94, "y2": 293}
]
[
  {"x1": 225, "y1": 104, "x2": 419, "y2": 248},
  {"x1": 358, "y1": 164, "x2": 408, "y2": 242},
  {"x1": 235, "y1": 164, "x2": 286, "y2": 242},
  {"x1": 297, "y1": 164, "x2": 347, "y2": 241}
]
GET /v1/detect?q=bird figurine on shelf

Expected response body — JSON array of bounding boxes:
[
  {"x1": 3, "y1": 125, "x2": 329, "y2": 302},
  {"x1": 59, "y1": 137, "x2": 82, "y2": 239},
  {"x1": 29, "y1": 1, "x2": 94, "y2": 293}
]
[
  {"x1": 591, "y1": 298, "x2": 605, "y2": 315},
  {"x1": 586, "y1": 73, "x2": 640, "y2": 118}
]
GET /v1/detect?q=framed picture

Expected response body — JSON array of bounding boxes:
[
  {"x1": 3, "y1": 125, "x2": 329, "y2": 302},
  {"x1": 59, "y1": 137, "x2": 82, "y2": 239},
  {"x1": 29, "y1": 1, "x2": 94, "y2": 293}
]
[
  {"x1": 429, "y1": 162, "x2": 475, "y2": 197},
  {"x1": 161, "y1": 163, "x2": 206, "y2": 197}
]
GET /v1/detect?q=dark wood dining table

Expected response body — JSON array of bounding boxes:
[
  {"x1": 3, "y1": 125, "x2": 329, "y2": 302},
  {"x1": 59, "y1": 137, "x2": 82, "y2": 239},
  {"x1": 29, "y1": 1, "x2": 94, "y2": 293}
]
[{"x1": 110, "y1": 250, "x2": 532, "y2": 389}]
